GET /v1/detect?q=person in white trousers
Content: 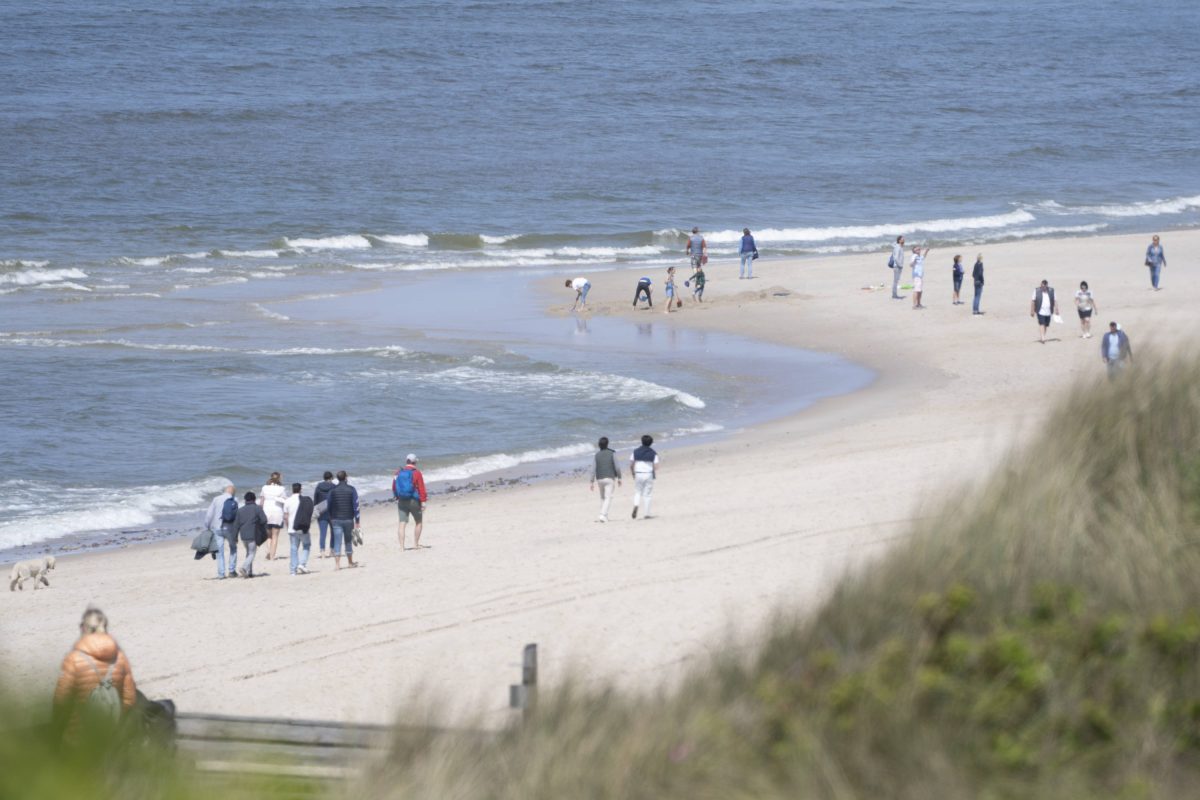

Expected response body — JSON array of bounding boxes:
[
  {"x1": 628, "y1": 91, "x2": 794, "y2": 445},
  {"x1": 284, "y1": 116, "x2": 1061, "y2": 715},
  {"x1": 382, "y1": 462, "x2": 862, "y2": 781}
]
[
  {"x1": 630, "y1": 434, "x2": 660, "y2": 519},
  {"x1": 589, "y1": 437, "x2": 622, "y2": 522}
]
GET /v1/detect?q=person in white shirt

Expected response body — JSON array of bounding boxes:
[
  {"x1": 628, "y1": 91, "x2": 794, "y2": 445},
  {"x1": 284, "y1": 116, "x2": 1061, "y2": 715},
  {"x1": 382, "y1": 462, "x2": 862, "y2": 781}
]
[
  {"x1": 283, "y1": 482, "x2": 315, "y2": 575},
  {"x1": 1074, "y1": 280, "x2": 1098, "y2": 339},
  {"x1": 565, "y1": 277, "x2": 590, "y2": 311},
  {"x1": 1029, "y1": 279, "x2": 1059, "y2": 344},
  {"x1": 629, "y1": 435, "x2": 660, "y2": 520},
  {"x1": 258, "y1": 471, "x2": 287, "y2": 561},
  {"x1": 910, "y1": 245, "x2": 931, "y2": 309}
]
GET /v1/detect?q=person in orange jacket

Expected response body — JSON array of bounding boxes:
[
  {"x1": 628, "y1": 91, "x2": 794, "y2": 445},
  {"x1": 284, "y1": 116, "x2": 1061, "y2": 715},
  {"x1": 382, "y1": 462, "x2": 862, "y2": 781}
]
[{"x1": 53, "y1": 607, "x2": 138, "y2": 741}]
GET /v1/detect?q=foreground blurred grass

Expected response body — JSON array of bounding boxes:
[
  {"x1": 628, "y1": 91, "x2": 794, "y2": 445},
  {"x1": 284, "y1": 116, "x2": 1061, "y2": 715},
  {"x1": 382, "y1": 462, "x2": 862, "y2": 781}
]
[{"x1": 5, "y1": 353, "x2": 1200, "y2": 798}]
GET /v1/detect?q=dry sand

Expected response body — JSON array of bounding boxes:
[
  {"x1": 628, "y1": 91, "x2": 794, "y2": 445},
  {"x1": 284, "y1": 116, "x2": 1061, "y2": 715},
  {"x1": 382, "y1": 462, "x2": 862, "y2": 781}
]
[{"x1": 2, "y1": 229, "x2": 1195, "y2": 727}]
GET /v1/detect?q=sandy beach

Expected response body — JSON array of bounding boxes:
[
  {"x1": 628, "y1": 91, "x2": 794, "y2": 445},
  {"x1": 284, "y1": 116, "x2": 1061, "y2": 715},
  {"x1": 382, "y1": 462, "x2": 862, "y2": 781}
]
[{"x1": 2, "y1": 229, "x2": 1196, "y2": 727}]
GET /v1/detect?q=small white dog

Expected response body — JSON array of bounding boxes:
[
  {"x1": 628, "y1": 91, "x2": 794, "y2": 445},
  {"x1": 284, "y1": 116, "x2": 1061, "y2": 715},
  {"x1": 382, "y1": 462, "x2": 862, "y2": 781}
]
[{"x1": 9, "y1": 556, "x2": 56, "y2": 591}]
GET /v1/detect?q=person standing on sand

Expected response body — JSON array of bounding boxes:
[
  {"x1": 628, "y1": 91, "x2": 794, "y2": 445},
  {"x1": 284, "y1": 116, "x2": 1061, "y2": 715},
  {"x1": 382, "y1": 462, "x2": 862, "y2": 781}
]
[
  {"x1": 326, "y1": 470, "x2": 360, "y2": 570},
  {"x1": 1075, "y1": 281, "x2": 1098, "y2": 339},
  {"x1": 910, "y1": 245, "x2": 930, "y2": 310},
  {"x1": 739, "y1": 228, "x2": 758, "y2": 279},
  {"x1": 971, "y1": 254, "x2": 985, "y2": 315},
  {"x1": 688, "y1": 262, "x2": 706, "y2": 302},
  {"x1": 234, "y1": 491, "x2": 268, "y2": 578},
  {"x1": 951, "y1": 254, "x2": 965, "y2": 305},
  {"x1": 1101, "y1": 321, "x2": 1133, "y2": 379},
  {"x1": 314, "y1": 471, "x2": 335, "y2": 558},
  {"x1": 590, "y1": 436, "x2": 622, "y2": 522},
  {"x1": 633, "y1": 276, "x2": 653, "y2": 308},
  {"x1": 284, "y1": 482, "x2": 314, "y2": 575},
  {"x1": 259, "y1": 472, "x2": 286, "y2": 561},
  {"x1": 890, "y1": 235, "x2": 906, "y2": 299},
  {"x1": 393, "y1": 454, "x2": 428, "y2": 550},
  {"x1": 53, "y1": 607, "x2": 138, "y2": 743},
  {"x1": 664, "y1": 267, "x2": 679, "y2": 314},
  {"x1": 1030, "y1": 279, "x2": 1060, "y2": 343},
  {"x1": 630, "y1": 434, "x2": 660, "y2": 520},
  {"x1": 686, "y1": 227, "x2": 706, "y2": 270},
  {"x1": 1145, "y1": 234, "x2": 1166, "y2": 290},
  {"x1": 566, "y1": 277, "x2": 590, "y2": 311},
  {"x1": 202, "y1": 484, "x2": 238, "y2": 579}
]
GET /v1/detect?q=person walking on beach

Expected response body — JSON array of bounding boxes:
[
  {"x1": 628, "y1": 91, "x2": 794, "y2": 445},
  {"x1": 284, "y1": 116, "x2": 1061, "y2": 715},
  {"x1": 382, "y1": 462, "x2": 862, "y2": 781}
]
[
  {"x1": 686, "y1": 227, "x2": 706, "y2": 270},
  {"x1": 566, "y1": 277, "x2": 590, "y2": 311},
  {"x1": 688, "y1": 262, "x2": 706, "y2": 302},
  {"x1": 1101, "y1": 322, "x2": 1133, "y2": 379},
  {"x1": 1075, "y1": 281, "x2": 1098, "y2": 338},
  {"x1": 630, "y1": 434, "x2": 659, "y2": 520},
  {"x1": 202, "y1": 484, "x2": 239, "y2": 579},
  {"x1": 910, "y1": 245, "x2": 930, "y2": 310},
  {"x1": 234, "y1": 491, "x2": 268, "y2": 578},
  {"x1": 53, "y1": 607, "x2": 138, "y2": 743},
  {"x1": 633, "y1": 276, "x2": 653, "y2": 308},
  {"x1": 284, "y1": 482, "x2": 314, "y2": 575},
  {"x1": 1030, "y1": 279, "x2": 1060, "y2": 343},
  {"x1": 664, "y1": 267, "x2": 679, "y2": 314},
  {"x1": 314, "y1": 470, "x2": 335, "y2": 558},
  {"x1": 951, "y1": 254, "x2": 965, "y2": 305},
  {"x1": 889, "y1": 236, "x2": 906, "y2": 299},
  {"x1": 739, "y1": 228, "x2": 758, "y2": 279},
  {"x1": 971, "y1": 254, "x2": 985, "y2": 315},
  {"x1": 326, "y1": 470, "x2": 360, "y2": 570},
  {"x1": 259, "y1": 472, "x2": 286, "y2": 561},
  {"x1": 393, "y1": 454, "x2": 428, "y2": 550},
  {"x1": 590, "y1": 436, "x2": 622, "y2": 522},
  {"x1": 1145, "y1": 234, "x2": 1166, "y2": 290}
]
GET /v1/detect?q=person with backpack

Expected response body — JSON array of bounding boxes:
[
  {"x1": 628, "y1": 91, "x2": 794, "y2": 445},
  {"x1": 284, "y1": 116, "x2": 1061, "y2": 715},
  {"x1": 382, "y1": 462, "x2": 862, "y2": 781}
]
[
  {"x1": 393, "y1": 454, "x2": 428, "y2": 550},
  {"x1": 630, "y1": 434, "x2": 660, "y2": 520},
  {"x1": 234, "y1": 491, "x2": 269, "y2": 578},
  {"x1": 53, "y1": 607, "x2": 138, "y2": 743},
  {"x1": 202, "y1": 484, "x2": 239, "y2": 579},
  {"x1": 314, "y1": 470, "x2": 336, "y2": 558},
  {"x1": 283, "y1": 482, "x2": 315, "y2": 575}
]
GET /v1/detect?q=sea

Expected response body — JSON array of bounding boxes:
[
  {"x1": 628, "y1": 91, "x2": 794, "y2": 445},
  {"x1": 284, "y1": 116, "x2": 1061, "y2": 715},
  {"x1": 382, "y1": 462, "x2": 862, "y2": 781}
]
[{"x1": 2, "y1": 0, "x2": 1198, "y2": 553}]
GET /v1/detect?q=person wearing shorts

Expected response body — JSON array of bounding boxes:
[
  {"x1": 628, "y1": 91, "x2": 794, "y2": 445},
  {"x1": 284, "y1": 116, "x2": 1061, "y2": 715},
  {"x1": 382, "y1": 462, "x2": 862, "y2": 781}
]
[
  {"x1": 393, "y1": 454, "x2": 428, "y2": 550},
  {"x1": 686, "y1": 227, "x2": 706, "y2": 269},
  {"x1": 910, "y1": 245, "x2": 930, "y2": 310},
  {"x1": 1030, "y1": 279, "x2": 1059, "y2": 343},
  {"x1": 1074, "y1": 281, "x2": 1098, "y2": 339},
  {"x1": 951, "y1": 254, "x2": 964, "y2": 304}
]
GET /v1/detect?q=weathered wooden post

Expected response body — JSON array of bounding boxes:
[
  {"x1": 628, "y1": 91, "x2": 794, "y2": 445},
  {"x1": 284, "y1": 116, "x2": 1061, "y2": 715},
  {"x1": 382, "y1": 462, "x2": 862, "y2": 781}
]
[{"x1": 508, "y1": 643, "x2": 538, "y2": 721}]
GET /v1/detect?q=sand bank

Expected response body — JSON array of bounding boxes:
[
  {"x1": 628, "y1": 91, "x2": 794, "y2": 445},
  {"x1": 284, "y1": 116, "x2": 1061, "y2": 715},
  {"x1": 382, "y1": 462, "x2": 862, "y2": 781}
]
[{"x1": 2, "y1": 229, "x2": 1196, "y2": 726}]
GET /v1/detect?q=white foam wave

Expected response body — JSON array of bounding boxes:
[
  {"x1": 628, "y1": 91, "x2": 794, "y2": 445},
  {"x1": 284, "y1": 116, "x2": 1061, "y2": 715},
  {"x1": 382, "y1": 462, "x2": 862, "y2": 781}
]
[
  {"x1": 374, "y1": 233, "x2": 430, "y2": 247},
  {"x1": 1030, "y1": 194, "x2": 1200, "y2": 219},
  {"x1": 481, "y1": 233, "x2": 523, "y2": 244},
  {"x1": 175, "y1": 266, "x2": 214, "y2": 274},
  {"x1": 248, "y1": 271, "x2": 287, "y2": 279},
  {"x1": 215, "y1": 249, "x2": 281, "y2": 259},
  {"x1": 250, "y1": 345, "x2": 409, "y2": 357},
  {"x1": 41, "y1": 281, "x2": 93, "y2": 292},
  {"x1": 704, "y1": 210, "x2": 1037, "y2": 244},
  {"x1": 423, "y1": 443, "x2": 595, "y2": 483},
  {"x1": 284, "y1": 234, "x2": 372, "y2": 250},
  {"x1": 418, "y1": 366, "x2": 706, "y2": 409},
  {"x1": 0, "y1": 259, "x2": 50, "y2": 268},
  {"x1": 0, "y1": 476, "x2": 230, "y2": 548},
  {"x1": 250, "y1": 303, "x2": 290, "y2": 321},
  {"x1": 1, "y1": 337, "x2": 227, "y2": 352},
  {"x1": 0, "y1": 267, "x2": 88, "y2": 286}
]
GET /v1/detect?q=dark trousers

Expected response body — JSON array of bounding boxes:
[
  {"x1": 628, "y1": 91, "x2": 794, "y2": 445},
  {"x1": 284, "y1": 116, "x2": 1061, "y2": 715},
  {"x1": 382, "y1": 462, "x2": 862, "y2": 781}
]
[
  {"x1": 972, "y1": 282, "x2": 984, "y2": 313},
  {"x1": 633, "y1": 285, "x2": 652, "y2": 307}
]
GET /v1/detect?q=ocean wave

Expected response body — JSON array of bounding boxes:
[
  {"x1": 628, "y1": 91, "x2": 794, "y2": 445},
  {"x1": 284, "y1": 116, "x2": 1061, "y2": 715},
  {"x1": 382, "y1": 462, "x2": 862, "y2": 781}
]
[
  {"x1": 283, "y1": 234, "x2": 372, "y2": 250},
  {"x1": 250, "y1": 303, "x2": 290, "y2": 321},
  {"x1": 422, "y1": 443, "x2": 595, "y2": 483},
  {"x1": 480, "y1": 233, "x2": 523, "y2": 245},
  {"x1": 416, "y1": 365, "x2": 706, "y2": 409},
  {"x1": 0, "y1": 337, "x2": 228, "y2": 352},
  {"x1": 174, "y1": 266, "x2": 214, "y2": 274},
  {"x1": 1028, "y1": 194, "x2": 1200, "y2": 218},
  {"x1": 0, "y1": 267, "x2": 88, "y2": 286},
  {"x1": 0, "y1": 475, "x2": 230, "y2": 548},
  {"x1": 0, "y1": 259, "x2": 50, "y2": 268},
  {"x1": 250, "y1": 345, "x2": 409, "y2": 357},
  {"x1": 39, "y1": 281, "x2": 93, "y2": 292},
  {"x1": 370, "y1": 233, "x2": 430, "y2": 247},
  {"x1": 213, "y1": 249, "x2": 282, "y2": 259},
  {"x1": 703, "y1": 210, "x2": 1037, "y2": 244},
  {"x1": 117, "y1": 252, "x2": 208, "y2": 267}
]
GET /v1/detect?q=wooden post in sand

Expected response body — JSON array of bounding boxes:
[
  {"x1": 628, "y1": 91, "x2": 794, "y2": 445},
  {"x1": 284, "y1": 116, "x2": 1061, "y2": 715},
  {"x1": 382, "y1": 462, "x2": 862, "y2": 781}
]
[{"x1": 508, "y1": 643, "x2": 538, "y2": 721}]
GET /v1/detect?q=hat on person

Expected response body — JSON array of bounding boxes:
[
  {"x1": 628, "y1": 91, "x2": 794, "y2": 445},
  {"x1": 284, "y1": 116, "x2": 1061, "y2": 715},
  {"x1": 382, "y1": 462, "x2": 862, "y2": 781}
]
[{"x1": 406, "y1": 453, "x2": 418, "y2": 463}]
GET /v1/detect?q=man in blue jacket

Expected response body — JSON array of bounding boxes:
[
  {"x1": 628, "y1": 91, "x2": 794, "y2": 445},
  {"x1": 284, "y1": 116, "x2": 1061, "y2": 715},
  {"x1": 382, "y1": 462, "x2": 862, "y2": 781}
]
[
  {"x1": 326, "y1": 471, "x2": 360, "y2": 570},
  {"x1": 1101, "y1": 321, "x2": 1133, "y2": 379}
]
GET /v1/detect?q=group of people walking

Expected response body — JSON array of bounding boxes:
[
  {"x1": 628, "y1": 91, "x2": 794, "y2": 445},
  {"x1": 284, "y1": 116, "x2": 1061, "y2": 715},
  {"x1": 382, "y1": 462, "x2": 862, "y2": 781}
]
[
  {"x1": 589, "y1": 435, "x2": 660, "y2": 522},
  {"x1": 200, "y1": 470, "x2": 362, "y2": 578}
]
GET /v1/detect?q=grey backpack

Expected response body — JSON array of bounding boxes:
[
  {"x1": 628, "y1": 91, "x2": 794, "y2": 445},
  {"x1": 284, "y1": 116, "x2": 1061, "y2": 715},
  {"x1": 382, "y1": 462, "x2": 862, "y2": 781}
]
[{"x1": 81, "y1": 653, "x2": 122, "y2": 722}]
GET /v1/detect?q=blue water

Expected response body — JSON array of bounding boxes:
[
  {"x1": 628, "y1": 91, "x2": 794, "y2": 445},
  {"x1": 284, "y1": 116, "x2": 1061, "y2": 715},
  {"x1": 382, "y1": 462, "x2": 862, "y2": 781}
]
[{"x1": 2, "y1": 0, "x2": 1198, "y2": 549}]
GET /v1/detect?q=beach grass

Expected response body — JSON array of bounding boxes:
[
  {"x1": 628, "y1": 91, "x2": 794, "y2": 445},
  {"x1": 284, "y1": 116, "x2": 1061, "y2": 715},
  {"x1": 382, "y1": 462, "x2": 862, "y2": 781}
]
[{"x1": 6, "y1": 352, "x2": 1200, "y2": 798}]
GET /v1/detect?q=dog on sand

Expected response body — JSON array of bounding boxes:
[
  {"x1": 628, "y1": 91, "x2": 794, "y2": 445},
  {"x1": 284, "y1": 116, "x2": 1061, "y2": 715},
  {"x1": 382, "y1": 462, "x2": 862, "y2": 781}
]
[{"x1": 9, "y1": 556, "x2": 56, "y2": 591}]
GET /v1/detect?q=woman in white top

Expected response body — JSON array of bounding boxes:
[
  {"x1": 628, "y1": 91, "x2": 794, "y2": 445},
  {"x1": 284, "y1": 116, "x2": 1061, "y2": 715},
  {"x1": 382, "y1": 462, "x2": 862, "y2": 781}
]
[
  {"x1": 1074, "y1": 281, "x2": 1098, "y2": 339},
  {"x1": 258, "y1": 471, "x2": 287, "y2": 561}
]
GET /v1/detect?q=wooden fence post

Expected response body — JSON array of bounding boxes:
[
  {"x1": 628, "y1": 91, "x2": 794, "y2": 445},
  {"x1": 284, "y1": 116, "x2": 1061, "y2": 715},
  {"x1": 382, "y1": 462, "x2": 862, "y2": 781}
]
[{"x1": 509, "y1": 643, "x2": 538, "y2": 721}]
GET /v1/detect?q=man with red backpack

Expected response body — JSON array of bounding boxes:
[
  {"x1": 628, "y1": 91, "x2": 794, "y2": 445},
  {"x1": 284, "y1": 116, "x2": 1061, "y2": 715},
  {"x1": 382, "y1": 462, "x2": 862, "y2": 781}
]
[{"x1": 393, "y1": 454, "x2": 428, "y2": 551}]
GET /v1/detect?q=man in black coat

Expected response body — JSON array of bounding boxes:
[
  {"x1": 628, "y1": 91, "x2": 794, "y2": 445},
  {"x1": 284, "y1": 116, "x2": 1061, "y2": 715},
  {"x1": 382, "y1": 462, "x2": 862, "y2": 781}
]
[{"x1": 233, "y1": 491, "x2": 268, "y2": 578}]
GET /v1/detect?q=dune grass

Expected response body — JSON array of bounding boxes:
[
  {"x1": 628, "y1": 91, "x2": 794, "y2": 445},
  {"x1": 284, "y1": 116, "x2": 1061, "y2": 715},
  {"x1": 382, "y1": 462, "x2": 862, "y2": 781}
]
[
  {"x1": 5, "y1": 353, "x2": 1200, "y2": 798},
  {"x1": 353, "y1": 352, "x2": 1200, "y2": 799}
]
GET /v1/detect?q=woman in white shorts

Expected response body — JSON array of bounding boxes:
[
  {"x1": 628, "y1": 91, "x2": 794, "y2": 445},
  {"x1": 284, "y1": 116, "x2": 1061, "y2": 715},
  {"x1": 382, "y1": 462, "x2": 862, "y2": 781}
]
[{"x1": 259, "y1": 471, "x2": 287, "y2": 561}]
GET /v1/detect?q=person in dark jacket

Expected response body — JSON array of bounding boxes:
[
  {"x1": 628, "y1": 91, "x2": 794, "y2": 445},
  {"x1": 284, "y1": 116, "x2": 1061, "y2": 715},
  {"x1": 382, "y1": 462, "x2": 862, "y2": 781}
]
[
  {"x1": 589, "y1": 437, "x2": 622, "y2": 523},
  {"x1": 971, "y1": 254, "x2": 985, "y2": 315},
  {"x1": 313, "y1": 471, "x2": 336, "y2": 558},
  {"x1": 1101, "y1": 321, "x2": 1133, "y2": 379},
  {"x1": 326, "y1": 471, "x2": 360, "y2": 570},
  {"x1": 233, "y1": 491, "x2": 268, "y2": 578}
]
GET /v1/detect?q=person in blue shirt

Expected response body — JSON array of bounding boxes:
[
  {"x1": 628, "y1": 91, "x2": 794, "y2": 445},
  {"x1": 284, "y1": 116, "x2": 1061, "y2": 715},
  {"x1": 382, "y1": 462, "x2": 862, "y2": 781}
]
[
  {"x1": 951, "y1": 254, "x2": 965, "y2": 305},
  {"x1": 632, "y1": 276, "x2": 653, "y2": 308},
  {"x1": 739, "y1": 228, "x2": 759, "y2": 279},
  {"x1": 1145, "y1": 235, "x2": 1166, "y2": 290}
]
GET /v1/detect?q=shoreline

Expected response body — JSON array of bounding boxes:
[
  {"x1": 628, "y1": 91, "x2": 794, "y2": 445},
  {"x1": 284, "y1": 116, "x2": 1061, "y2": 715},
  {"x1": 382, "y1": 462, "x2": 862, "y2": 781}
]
[{"x1": 2, "y1": 227, "x2": 1198, "y2": 726}]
